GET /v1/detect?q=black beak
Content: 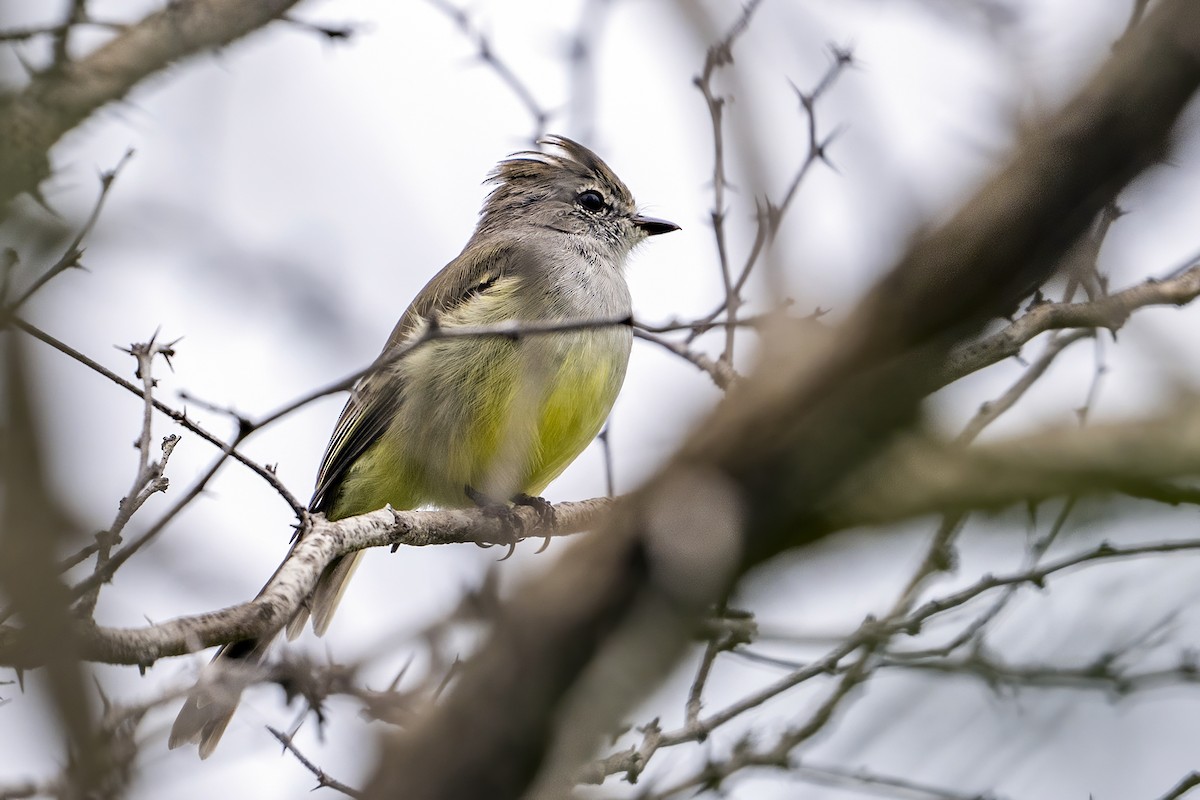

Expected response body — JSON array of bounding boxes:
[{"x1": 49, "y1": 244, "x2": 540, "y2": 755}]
[{"x1": 633, "y1": 215, "x2": 681, "y2": 236}]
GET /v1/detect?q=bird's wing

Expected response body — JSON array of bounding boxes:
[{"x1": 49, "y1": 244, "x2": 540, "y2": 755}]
[{"x1": 307, "y1": 239, "x2": 523, "y2": 515}]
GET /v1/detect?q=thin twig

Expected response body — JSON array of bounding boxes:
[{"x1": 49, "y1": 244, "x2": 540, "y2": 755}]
[
  {"x1": 597, "y1": 424, "x2": 615, "y2": 498},
  {"x1": 268, "y1": 727, "x2": 362, "y2": 798},
  {"x1": 1156, "y1": 772, "x2": 1200, "y2": 800},
  {"x1": 958, "y1": 330, "x2": 1093, "y2": 444},
  {"x1": 74, "y1": 333, "x2": 180, "y2": 618},
  {"x1": 688, "y1": 44, "x2": 853, "y2": 345},
  {"x1": 942, "y1": 263, "x2": 1200, "y2": 386},
  {"x1": 692, "y1": 0, "x2": 765, "y2": 363},
  {"x1": 633, "y1": 328, "x2": 739, "y2": 390},
  {"x1": 13, "y1": 318, "x2": 303, "y2": 514},
  {"x1": 6, "y1": 149, "x2": 134, "y2": 313},
  {"x1": 425, "y1": 0, "x2": 548, "y2": 142},
  {"x1": 255, "y1": 313, "x2": 637, "y2": 430}
]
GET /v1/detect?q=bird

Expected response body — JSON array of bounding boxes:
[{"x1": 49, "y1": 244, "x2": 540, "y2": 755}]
[{"x1": 169, "y1": 134, "x2": 679, "y2": 757}]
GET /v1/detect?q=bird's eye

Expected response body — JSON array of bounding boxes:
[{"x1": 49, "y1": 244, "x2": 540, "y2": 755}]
[{"x1": 576, "y1": 190, "x2": 607, "y2": 213}]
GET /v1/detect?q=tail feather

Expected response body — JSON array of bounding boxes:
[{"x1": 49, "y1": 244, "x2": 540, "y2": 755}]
[
  {"x1": 169, "y1": 638, "x2": 270, "y2": 758},
  {"x1": 285, "y1": 600, "x2": 312, "y2": 642},
  {"x1": 173, "y1": 549, "x2": 365, "y2": 756},
  {"x1": 311, "y1": 551, "x2": 365, "y2": 637}
]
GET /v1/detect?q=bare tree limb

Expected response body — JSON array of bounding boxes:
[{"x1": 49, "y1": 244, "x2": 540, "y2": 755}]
[
  {"x1": 0, "y1": 0, "x2": 306, "y2": 209},
  {"x1": 4, "y1": 148, "x2": 133, "y2": 313},
  {"x1": 425, "y1": 0, "x2": 548, "y2": 143},
  {"x1": 13, "y1": 317, "x2": 304, "y2": 514},
  {"x1": 1157, "y1": 772, "x2": 1200, "y2": 800},
  {"x1": 0, "y1": 498, "x2": 611, "y2": 668},
  {"x1": 942, "y1": 263, "x2": 1200, "y2": 386},
  {"x1": 834, "y1": 401, "x2": 1200, "y2": 529},
  {"x1": 0, "y1": 336, "x2": 99, "y2": 794}
]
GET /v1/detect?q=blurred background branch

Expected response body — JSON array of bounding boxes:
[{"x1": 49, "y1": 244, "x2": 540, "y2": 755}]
[{"x1": 5, "y1": 1, "x2": 1200, "y2": 799}]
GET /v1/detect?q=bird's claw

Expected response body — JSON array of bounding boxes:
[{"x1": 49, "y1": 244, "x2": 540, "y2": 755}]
[
  {"x1": 513, "y1": 493, "x2": 555, "y2": 527},
  {"x1": 513, "y1": 493, "x2": 556, "y2": 554},
  {"x1": 466, "y1": 485, "x2": 526, "y2": 557}
]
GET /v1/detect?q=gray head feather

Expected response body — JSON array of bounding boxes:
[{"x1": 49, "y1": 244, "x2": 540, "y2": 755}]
[{"x1": 473, "y1": 135, "x2": 648, "y2": 256}]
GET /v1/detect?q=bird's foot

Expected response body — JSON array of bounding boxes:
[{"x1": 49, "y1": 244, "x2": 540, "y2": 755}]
[
  {"x1": 512, "y1": 493, "x2": 556, "y2": 553},
  {"x1": 465, "y1": 485, "x2": 523, "y2": 560}
]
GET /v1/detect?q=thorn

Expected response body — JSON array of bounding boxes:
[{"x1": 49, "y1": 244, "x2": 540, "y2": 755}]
[{"x1": 830, "y1": 43, "x2": 855, "y2": 67}]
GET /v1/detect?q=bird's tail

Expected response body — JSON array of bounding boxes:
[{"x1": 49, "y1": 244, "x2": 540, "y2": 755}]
[
  {"x1": 171, "y1": 548, "x2": 363, "y2": 756},
  {"x1": 168, "y1": 637, "x2": 271, "y2": 758},
  {"x1": 285, "y1": 551, "x2": 365, "y2": 640}
]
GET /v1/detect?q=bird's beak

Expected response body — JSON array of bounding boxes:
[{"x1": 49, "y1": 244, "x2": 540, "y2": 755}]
[{"x1": 632, "y1": 215, "x2": 681, "y2": 236}]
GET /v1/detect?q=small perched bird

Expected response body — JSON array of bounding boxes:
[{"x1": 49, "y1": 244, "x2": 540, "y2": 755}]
[{"x1": 170, "y1": 135, "x2": 679, "y2": 757}]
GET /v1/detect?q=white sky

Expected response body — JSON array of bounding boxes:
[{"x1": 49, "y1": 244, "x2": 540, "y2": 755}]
[{"x1": 3, "y1": 1, "x2": 1200, "y2": 798}]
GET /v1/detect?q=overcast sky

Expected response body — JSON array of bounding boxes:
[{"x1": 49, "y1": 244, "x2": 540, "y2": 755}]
[{"x1": 4, "y1": 1, "x2": 1200, "y2": 798}]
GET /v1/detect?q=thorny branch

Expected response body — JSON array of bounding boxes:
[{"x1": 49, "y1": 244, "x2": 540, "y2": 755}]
[
  {"x1": 1157, "y1": 772, "x2": 1200, "y2": 800},
  {"x1": 692, "y1": 0, "x2": 765, "y2": 364},
  {"x1": 880, "y1": 648, "x2": 1200, "y2": 697},
  {"x1": 600, "y1": 241, "x2": 1188, "y2": 789},
  {"x1": 13, "y1": 317, "x2": 305, "y2": 514},
  {"x1": 71, "y1": 334, "x2": 180, "y2": 619},
  {"x1": 689, "y1": 35, "x2": 853, "y2": 357},
  {"x1": 597, "y1": 526, "x2": 1200, "y2": 792},
  {"x1": 0, "y1": 498, "x2": 613, "y2": 668},
  {"x1": 941, "y1": 262, "x2": 1200, "y2": 386},
  {"x1": 0, "y1": 0, "x2": 307, "y2": 209},
  {"x1": 425, "y1": 0, "x2": 549, "y2": 143},
  {"x1": 5, "y1": 1, "x2": 1200, "y2": 798},
  {"x1": 268, "y1": 727, "x2": 362, "y2": 798},
  {"x1": 4, "y1": 148, "x2": 133, "y2": 314}
]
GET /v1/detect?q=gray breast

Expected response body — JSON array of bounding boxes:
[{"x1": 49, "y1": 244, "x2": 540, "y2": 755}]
[{"x1": 543, "y1": 244, "x2": 633, "y2": 320}]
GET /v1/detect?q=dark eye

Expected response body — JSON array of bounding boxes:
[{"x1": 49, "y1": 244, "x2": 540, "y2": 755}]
[{"x1": 576, "y1": 190, "x2": 607, "y2": 213}]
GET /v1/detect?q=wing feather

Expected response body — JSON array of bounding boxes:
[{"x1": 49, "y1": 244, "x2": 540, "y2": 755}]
[{"x1": 307, "y1": 240, "x2": 521, "y2": 515}]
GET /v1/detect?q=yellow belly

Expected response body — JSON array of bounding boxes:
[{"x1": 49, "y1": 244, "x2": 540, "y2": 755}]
[{"x1": 330, "y1": 325, "x2": 631, "y2": 517}]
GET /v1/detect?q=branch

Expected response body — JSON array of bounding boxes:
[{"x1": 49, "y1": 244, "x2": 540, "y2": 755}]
[
  {"x1": 425, "y1": 0, "x2": 548, "y2": 142},
  {"x1": 0, "y1": 0, "x2": 305, "y2": 208},
  {"x1": 1157, "y1": 773, "x2": 1200, "y2": 800},
  {"x1": 834, "y1": 401, "x2": 1200, "y2": 529},
  {"x1": 0, "y1": 682, "x2": 186, "y2": 800},
  {"x1": 0, "y1": 498, "x2": 610, "y2": 668},
  {"x1": 0, "y1": 336, "x2": 100, "y2": 793},
  {"x1": 941, "y1": 263, "x2": 1200, "y2": 386},
  {"x1": 4, "y1": 148, "x2": 133, "y2": 313},
  {"x1": 14, "y1": 318, "x2": 304, "y2": 514},
  {"x1": 356, "y1": 3, "x2": 1200, "y2": 797},
  {"x1": 692, "y1": 0, "x2": 765, "y2": 364},
  {"x1": 268, "y1": 727, "x2": 362, "y2": 798},
  {"x1": 688, "y1": 43, "x2": 852, "y2": 348},
  {"x1": 633, "y1": 327, "x2": 739, "y2": 390},
  {"x1": 74, "y1": 333, "x2": 180, "y2": 618},
  {"x1": 880, "y1": 650, "x2": 1200, "y2": 697}
]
